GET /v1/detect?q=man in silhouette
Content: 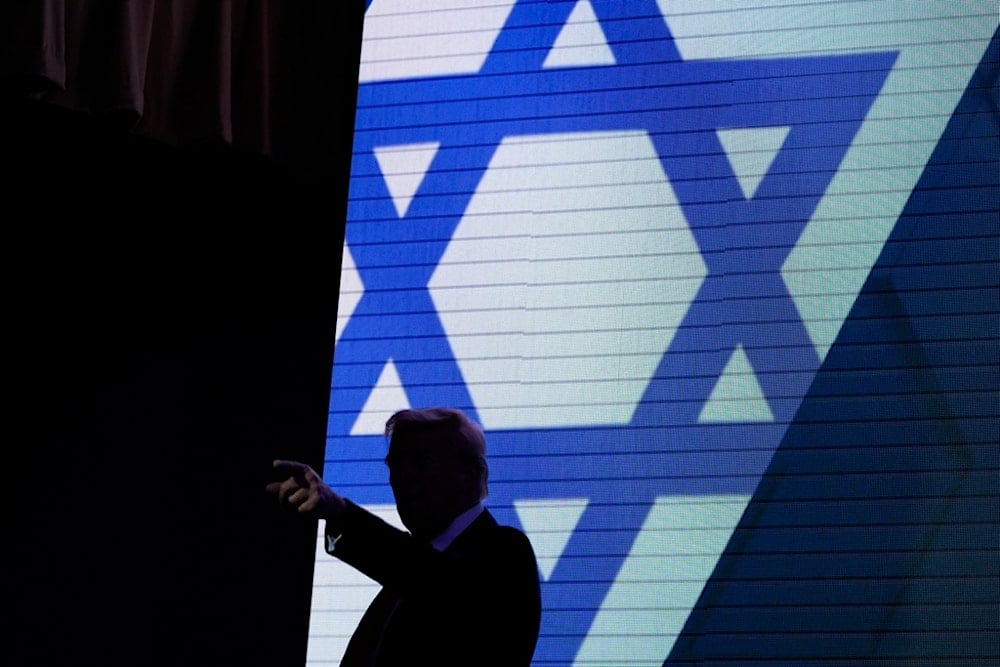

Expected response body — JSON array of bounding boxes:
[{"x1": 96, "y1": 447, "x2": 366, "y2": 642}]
[{"x1": 267, "y1": 407, "x2": 542, "y2": 666}]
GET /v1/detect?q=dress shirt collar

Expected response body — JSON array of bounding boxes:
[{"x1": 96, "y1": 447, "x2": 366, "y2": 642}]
[{"x1": 430, "y1": 502, "x2": 484, "y2": 552}]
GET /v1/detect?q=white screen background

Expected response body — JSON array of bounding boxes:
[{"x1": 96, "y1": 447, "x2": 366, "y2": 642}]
[{"x1": 307, "y1": 2, "x2": 996, "y2": 665}]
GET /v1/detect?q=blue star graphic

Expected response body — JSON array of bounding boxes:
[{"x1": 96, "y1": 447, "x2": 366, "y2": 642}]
[{"x1": 326, "y1": 1, "x2": 896, "y2": 663}]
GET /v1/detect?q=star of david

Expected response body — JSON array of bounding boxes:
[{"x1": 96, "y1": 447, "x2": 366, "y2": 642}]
[{"x1": 326, "y1": 1, "x2": 895, "y2": 663}]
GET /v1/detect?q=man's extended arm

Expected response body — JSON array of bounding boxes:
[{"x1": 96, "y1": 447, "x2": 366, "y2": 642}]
[{"x1": 265, "y1": 459, "x2": 346, "y2": 526}]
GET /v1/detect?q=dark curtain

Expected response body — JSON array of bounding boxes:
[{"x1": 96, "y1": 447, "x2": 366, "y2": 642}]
[
  {"x1": 4, "y1": 3, "x2": 365, "y2": 666},
  {"x1": 0, "y1": 0, "x2": 363, "y2": 169}
]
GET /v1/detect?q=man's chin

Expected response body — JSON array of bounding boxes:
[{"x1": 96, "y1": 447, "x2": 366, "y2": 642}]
[
  {"x1": 397, "y1": 510, "x2": 424, "y2": 534},
  {"x1": 400, "y1": 513, "x2": 444, "y2": 541}
]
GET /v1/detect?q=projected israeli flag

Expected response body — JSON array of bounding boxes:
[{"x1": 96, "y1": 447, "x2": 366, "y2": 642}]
[{"x1": 308, "y1": 2, "x2": 997, "y2": 665}]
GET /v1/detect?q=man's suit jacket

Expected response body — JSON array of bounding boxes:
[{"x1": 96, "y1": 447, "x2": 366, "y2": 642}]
[{"x1": 330, "y1": 501, "x2": 542, "y2": 667}]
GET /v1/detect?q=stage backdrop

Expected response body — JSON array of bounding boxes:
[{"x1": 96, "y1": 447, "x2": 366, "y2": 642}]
[{"x1": 308, "y1": 2, "x2": 998, "y2": 665}]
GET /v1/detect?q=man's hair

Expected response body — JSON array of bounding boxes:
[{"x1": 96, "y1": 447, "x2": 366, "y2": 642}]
[{"x1": 385, "y1": 407, "x2": 489, "y2": 500}]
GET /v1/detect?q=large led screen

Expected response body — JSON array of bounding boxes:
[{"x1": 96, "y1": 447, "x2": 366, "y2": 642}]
[{"x1": 307, "y1": 2, "x2": 997, "y2": 665}]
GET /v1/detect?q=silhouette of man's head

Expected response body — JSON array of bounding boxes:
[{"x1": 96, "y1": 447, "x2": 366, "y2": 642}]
[{"x1": 384, "y1": 408, "x2": 489, "y2": 540}]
